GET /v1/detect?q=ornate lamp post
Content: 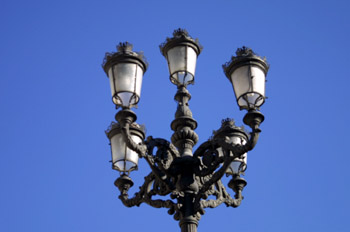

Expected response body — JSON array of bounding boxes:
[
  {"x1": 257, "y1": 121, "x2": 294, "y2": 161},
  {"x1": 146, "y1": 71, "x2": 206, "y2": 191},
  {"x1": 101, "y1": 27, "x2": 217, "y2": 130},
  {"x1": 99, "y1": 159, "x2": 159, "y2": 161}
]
[{"x1": 102, "y1": 29, "x2": 269, "y2": 232}]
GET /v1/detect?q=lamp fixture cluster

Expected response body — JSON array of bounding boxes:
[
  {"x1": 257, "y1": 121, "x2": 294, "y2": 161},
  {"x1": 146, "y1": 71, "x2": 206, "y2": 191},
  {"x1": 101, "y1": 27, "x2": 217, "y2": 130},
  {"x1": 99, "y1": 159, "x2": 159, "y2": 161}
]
[{"x1": 102, "y1": 28, "x2": 269, "y2": 232}]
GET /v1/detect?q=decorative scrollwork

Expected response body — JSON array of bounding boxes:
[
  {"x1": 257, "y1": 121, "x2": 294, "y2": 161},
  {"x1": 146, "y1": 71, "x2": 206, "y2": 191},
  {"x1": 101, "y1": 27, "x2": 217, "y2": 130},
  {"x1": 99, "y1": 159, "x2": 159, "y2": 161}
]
[
  {"x1": 114, "y1": 115, "x2": 257, "y2": 225},
  {"x1": 121, "y1": 123, "x2": 148, "y2": 157},
  {"x1": 116, "y1": 172, "x2": 177, "y2": 209},
  {"x1": 112, "y1": 80, "x2": 263, "y2": 230},
  {"x1": 200, "y1": 179, "x2": 242, "y2": 209},
  {"x1": 146, "y1": 137, "x2": 179, "y2": 161}
]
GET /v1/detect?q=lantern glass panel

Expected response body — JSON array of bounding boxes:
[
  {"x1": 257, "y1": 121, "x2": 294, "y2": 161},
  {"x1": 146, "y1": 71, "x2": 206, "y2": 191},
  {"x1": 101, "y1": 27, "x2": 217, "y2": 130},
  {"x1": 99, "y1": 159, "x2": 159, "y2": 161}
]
[
  {"x1": 229, "y1": 161, "x2": 241, "y2": 174},
  {"x1": 216, "y1": 136, "x2": 244, "y2": 157},
  {"x1": 110, "y1": 132, "x2": 142, "y2": 173},
  {"x1": 167, "y1": 46, "x2": 197, "y2": 86},
  {"x1": 108, "y1": 63, "x2": 144, "y2": 108},
  {"x1": 230, "y1": 65, "x2": 265, "y2": 109},
  {"x1": 215, "y1": 135, "x2": 248, "y2": 175},
  {"x1": 226, "y1": 153, "x2": 247, "y2": 175}
]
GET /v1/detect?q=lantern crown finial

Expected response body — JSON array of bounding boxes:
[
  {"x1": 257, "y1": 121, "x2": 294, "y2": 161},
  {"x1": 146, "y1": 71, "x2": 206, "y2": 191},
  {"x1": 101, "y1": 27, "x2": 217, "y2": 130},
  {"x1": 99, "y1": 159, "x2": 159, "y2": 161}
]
[
  {"x1": 117, "y1": 42, "x2": 133, "y2": 53},
  {"x1": 172, "y1": 28, "x2": 189, "y2": 37},
  {"x1": 236, "y1": 46, "x2": 254, "y2": 57},
  {"x1": 221, "y1": 118, "x2": 236, "y2": 129},
  {"x1": 212, "y1": 118, "x2": 248, "y2": 139}
]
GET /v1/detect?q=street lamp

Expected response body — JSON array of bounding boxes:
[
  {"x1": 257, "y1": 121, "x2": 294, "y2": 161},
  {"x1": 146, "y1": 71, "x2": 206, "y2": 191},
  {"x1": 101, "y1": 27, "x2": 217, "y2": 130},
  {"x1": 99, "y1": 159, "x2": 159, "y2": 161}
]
[{"x1": 102, "y1": 29, "x2": 269, "y2": 232}]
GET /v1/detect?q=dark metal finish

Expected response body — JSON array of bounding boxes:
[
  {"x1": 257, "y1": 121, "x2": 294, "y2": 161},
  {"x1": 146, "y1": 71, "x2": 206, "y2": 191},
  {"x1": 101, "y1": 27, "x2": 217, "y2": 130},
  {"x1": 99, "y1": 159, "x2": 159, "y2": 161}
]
[
  {"x1": 171, "y1": 86, "x2": 198, "y2": 157},
  {"x1": 102, "y1": 42, "x2": 148, "y2": 75},
  {"x1": 213, "y1": 118, "x2": 249, "y2": 142},
  {"x1": 222, "y1": 46, "x2": 269, "y2": 77},
  {"x1": 112, "y1": 86, "x2": 264, "y2": 231},
  {"x1": 104, "y1": 30, "x2": 268, "y2": 232},
  {"x1": 160, "y1": 28, "x2": 203, "y2": 58}
]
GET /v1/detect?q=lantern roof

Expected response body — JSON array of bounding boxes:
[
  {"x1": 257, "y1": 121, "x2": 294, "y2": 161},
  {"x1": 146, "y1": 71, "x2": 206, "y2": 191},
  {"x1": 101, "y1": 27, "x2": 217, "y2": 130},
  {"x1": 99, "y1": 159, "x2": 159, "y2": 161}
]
[
  {"x1": 159, "y1": 28, "x2": 203, "y2": 57},
  {"x1": 222, "y1": 46, "x2": 269, "y2": 79},
  {"x1": 102, "y1": 42, "x2": 148, "y2": 75}
]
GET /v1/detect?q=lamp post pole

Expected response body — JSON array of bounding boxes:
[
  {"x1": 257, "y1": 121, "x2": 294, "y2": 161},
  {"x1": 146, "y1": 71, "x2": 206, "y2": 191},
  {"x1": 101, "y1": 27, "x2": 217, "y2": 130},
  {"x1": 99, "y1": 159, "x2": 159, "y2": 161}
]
[{"x1": 102, "y1": 29, "x2": 269, "y2": 232}]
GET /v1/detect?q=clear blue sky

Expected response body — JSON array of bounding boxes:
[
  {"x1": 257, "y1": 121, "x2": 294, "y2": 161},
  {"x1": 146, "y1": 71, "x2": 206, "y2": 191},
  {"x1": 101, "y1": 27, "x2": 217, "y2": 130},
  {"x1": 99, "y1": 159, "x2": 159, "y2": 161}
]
[{"x1": 1, "y1": 0, "x2": 349, "y2": 231}]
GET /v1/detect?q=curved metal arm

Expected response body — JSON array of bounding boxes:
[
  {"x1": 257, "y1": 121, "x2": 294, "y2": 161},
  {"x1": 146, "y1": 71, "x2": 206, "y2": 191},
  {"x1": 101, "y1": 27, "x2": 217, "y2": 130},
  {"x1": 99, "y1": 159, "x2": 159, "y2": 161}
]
[
  {"x1": 116, "y1": 172, "x2": 176, "y2": 210},
  {"x1": 194, "y1": 150, "x2": 234, "y2": 206},
  {"x1": 144, "y1": 188, "x2": 176, "y2": 210},
  {"x1": 115, "y1": 109, "x2": 147, "y2": 157},
  {"x1": 193, "y1": 138, "x2": 246, "y2": 177},
  {"x1": 123, "y1": 133, "x2": 175, "y2": 195},
  {"x1": 243, "y1": 127, "x2": 261, "y2": 152},
  {"x1": 192, "y1": 140, "x2": 211, "y2": 159},
  {"x1": 193, "y1": 140, "x2": 223, "y2": 177},
  {"x1": 146, "y1": 137, "x2": 180, "y2": 168},
  {"x1": 242, "y1": 109, "x2": 264, "y2": 152},
  {"x1": 143, "y1": 137, "x2": 181, "y2": 193},
  {"x1": 121, "y1": 123, "x2": 147, "y2": 157},
  {"x1": 116, "y1": 173, "x2": 152, "y2": 207},
  {"x1": 222, "y1": 187, "x2": 242, "y2": 208},
  {"x1": 198, "y1": 179, "x2": 242, "y2": 216},
  {"x1": 116, "y1": 110, "x2": 174, "y2": 192},
  {"x1": 142, "y1": 153, "x2": 175, "y2": 195},
  {"x1": 193, "y1": 136, "x2": 248, "y2": 210}
]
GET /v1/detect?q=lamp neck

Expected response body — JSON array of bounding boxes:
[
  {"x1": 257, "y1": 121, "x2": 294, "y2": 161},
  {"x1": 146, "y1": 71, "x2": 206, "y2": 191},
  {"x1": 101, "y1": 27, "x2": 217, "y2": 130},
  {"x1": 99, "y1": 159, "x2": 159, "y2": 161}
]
[
  {"x1": 115, "y1": 109, "x2": 137, "y2": 126},
  {"x1": 170, "y1": 86, "x2": 198, "y2": 157}
]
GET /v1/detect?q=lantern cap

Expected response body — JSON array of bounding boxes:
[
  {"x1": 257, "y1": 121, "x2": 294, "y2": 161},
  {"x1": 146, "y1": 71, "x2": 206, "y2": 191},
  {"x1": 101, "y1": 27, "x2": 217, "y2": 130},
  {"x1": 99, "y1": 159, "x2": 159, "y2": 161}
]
[
  {"x1": 105, "y1": 121, "x2": 146, "y2": 140},
  {"x1": 159, "y1": 28, "x2": 203, "y2": 57},
  {"x1": 102, "y1": 42, "x2": 148, "y2": 75},
  {"x1": 222, "y1": 46, "x2": 269, "y2": 79}
]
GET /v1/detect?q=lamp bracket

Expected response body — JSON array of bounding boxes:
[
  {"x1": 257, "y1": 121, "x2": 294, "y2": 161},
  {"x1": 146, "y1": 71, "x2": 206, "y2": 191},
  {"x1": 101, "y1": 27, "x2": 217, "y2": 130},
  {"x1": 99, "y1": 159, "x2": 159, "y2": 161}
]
[{"x1": 115, "y1": 133, "x2": 251, "y2": 223}]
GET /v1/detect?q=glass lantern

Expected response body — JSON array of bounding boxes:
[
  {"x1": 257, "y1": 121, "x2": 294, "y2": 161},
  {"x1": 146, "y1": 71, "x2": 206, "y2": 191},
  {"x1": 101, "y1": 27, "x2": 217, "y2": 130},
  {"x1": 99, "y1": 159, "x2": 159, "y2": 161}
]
[
  {"x1": 103, "y1": 42, "x2": 148, "y2": 109},
  {"x1": 160, "y1": 28, "x2": 202, "y2": 87},
  {"x1": 223, "y1": 46, "x2": 269, "y2": 110},
  {"x1": 105, "y1": 121, "x2": 145, "y2": 174},
  {"x1": 213, "y1": 118, "x2": 249, "y2": 175}
]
